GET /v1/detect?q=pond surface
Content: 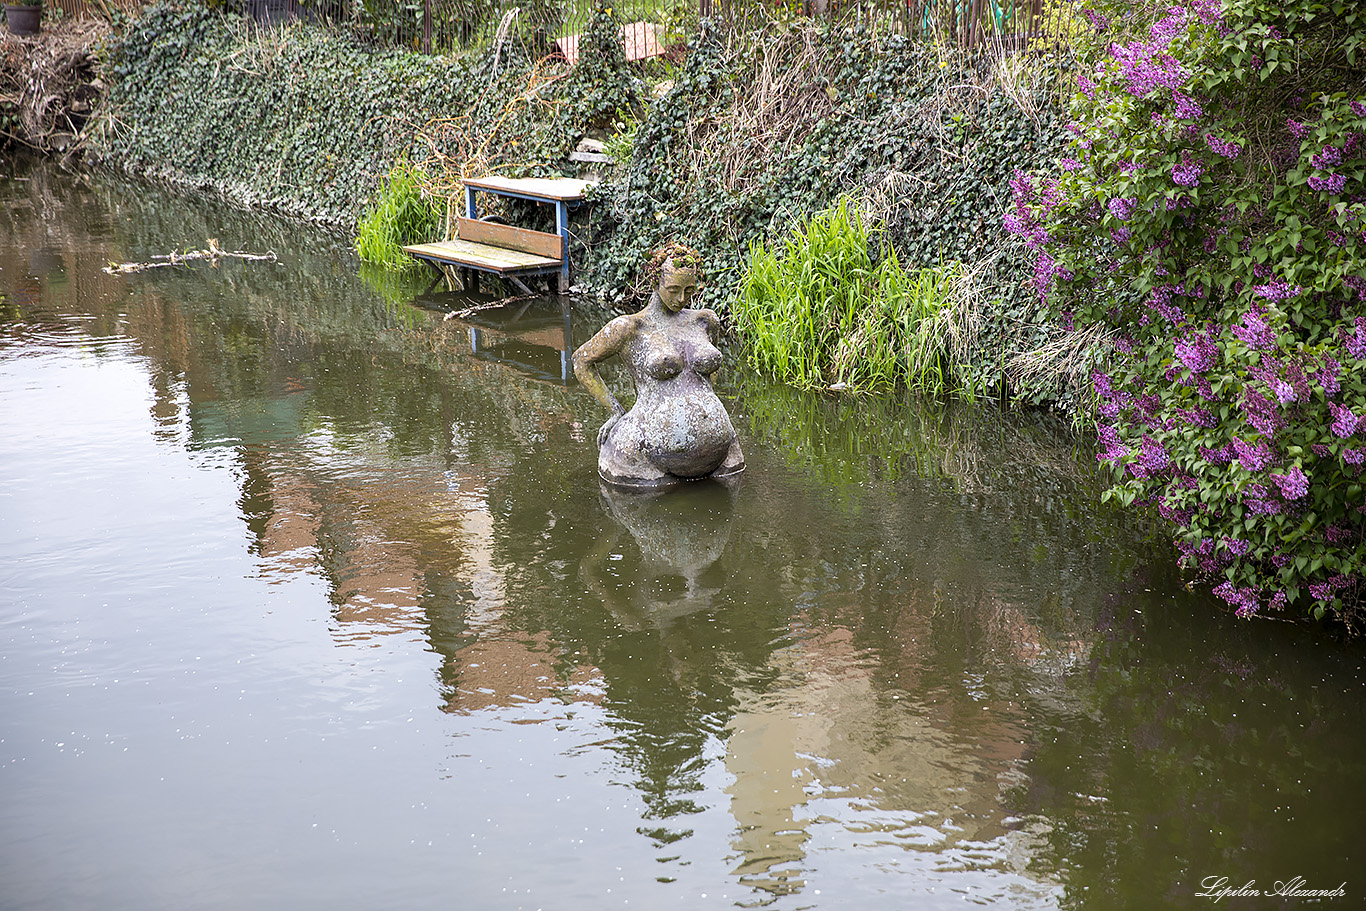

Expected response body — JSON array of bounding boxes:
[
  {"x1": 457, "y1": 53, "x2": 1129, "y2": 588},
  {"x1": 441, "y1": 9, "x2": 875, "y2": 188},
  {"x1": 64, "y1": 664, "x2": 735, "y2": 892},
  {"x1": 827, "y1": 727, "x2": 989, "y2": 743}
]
[{"x1": 2, "y1": 159, "x2": 1364, "y2": 911}]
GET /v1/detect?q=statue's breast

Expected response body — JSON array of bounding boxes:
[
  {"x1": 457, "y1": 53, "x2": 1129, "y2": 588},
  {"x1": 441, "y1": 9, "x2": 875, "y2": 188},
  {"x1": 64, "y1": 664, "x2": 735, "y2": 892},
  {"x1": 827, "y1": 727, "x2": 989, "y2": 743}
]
[{"x1": 643, "y1": 349, "x2": 683, "y2": 380}]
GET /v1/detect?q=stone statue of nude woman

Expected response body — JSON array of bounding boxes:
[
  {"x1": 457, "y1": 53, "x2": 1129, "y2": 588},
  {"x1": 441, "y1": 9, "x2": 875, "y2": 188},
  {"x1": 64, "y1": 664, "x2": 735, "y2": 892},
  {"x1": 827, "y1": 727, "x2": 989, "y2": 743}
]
[{"x1": 572, "y1": 243, "x2": 745, "y2": 488}]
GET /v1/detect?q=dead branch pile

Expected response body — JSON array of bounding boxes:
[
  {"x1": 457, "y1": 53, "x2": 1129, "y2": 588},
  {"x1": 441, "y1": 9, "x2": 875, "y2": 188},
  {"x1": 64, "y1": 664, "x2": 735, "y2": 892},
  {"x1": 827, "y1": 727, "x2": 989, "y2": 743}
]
[
  {"x1": 102, "y1": 239, "x2": 279, "y2": 274},
  {"x1": 410, "y1": 57, "x2": 569, "y2": 236},
  {"x1": 1, "y1": 18, "x2": 108, "y2": 154}
]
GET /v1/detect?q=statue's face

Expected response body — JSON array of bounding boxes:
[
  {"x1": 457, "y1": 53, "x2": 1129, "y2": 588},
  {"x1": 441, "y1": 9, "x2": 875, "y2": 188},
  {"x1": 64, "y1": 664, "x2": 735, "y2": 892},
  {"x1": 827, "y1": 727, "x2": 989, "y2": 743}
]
[{"x1": 658, "y1": 267, "x2": 699, "y2": 312}]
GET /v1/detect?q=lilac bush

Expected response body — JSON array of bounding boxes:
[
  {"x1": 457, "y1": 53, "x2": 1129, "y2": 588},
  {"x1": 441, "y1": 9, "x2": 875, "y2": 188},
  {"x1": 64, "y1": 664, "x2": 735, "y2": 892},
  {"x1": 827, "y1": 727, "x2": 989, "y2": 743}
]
[{"x1": 1009, "y1": 0, "x2": 1365, "y2": 625}]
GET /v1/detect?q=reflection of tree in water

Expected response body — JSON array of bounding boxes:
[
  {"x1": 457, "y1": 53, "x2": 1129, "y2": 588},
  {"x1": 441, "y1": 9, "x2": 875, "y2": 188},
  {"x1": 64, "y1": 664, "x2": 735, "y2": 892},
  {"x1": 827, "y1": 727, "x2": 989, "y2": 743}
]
[{"x1": 1014, "y1": 586, "x2": 1366, "y2": 911}]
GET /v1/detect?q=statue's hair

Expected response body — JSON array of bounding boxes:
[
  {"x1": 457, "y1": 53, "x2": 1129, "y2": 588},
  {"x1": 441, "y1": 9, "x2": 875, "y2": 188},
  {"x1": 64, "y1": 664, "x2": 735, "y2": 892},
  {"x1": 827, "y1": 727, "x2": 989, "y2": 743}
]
[
  {"x1": 646, "y1": 241, "x2": 702, "y2": 282},
  {"x1": 625, "y1": 241, "x2": 703, "y2": 306}
]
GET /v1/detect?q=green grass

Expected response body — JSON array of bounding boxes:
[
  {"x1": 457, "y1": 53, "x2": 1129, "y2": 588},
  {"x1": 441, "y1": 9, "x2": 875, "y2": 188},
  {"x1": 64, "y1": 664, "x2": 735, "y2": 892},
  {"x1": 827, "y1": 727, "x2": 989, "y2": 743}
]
[
  {"x1": 733, "y1": 196, "x2": 964, "y2": 397},
  {"x1": 354, "y1": 161, "x2": 444, "y2": 271}
]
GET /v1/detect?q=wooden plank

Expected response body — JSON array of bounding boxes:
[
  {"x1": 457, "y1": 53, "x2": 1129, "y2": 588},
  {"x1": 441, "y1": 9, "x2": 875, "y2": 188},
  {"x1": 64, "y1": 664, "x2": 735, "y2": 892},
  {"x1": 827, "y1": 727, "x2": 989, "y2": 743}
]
[
  {"x1": 462, "y1": 175, "x2": 592, "y2": 202},
  {"x1": 404, "y1": 239, "x2": 561, "y2": 275},
  {"x1": 456, "y1": 217, "x2": 564, "y2": 259},
  {"x1": 556, "y1": 21, "x2": 663, "y2": 66}
]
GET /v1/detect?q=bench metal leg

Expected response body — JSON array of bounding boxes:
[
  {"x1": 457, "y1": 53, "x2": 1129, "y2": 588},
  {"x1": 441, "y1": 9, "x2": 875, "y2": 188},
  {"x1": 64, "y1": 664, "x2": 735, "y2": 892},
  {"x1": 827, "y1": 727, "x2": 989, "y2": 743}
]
[{"x1": 556, "y1": 200, "x2": 571, "y2": 292}]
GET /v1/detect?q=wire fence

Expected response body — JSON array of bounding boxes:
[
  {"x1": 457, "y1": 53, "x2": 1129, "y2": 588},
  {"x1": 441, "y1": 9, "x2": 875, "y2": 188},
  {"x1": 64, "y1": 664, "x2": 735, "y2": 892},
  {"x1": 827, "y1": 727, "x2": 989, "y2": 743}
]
[
  {"x1": 42, "y1": 0, "x2": 1060, "y2": 56},
  {"x1": 705, "y1": 0, "x2": 1049, "y2": 47},
  {"x1": 45, "y1": 0, "x2": 147, "y2": 20}
]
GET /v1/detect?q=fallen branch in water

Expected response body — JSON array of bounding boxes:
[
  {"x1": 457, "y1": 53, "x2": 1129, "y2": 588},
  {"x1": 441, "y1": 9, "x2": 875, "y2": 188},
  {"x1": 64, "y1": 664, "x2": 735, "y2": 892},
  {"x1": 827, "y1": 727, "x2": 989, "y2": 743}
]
[{"x1": 103, "y1": 239, "x2": 278, "y2": 274}]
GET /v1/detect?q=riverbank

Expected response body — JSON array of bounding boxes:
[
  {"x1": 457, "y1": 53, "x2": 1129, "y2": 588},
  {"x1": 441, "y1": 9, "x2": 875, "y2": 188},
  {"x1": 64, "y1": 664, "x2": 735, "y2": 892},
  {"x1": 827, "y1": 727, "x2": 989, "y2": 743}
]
[{"x1": 17, "y1": 1, "x2": 1077, "y2": 403}]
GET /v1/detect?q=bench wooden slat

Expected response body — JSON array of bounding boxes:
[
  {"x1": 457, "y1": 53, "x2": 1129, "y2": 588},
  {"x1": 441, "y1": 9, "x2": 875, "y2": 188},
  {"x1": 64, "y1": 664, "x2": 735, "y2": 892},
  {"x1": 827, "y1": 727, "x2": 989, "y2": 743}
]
[
  {"x1": 456, "y1": 218, "x2": 565, "y2": 260},
  {"x1": 404, "y1": 239, "x2": 561, "y2": 275}
]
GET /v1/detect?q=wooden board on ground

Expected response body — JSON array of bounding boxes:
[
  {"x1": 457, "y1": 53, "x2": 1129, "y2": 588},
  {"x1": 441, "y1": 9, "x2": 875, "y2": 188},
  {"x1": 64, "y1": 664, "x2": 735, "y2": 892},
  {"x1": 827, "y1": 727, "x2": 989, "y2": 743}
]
[
  {"x1": 456, "y1": 218, "x2": 564, "y2": 259},
  {"x1": 556, "y1": 22, "x2": 664, "y2": 65},
  {"x1": 404, "y1": 239, "x2": 561, "y2": 275}
]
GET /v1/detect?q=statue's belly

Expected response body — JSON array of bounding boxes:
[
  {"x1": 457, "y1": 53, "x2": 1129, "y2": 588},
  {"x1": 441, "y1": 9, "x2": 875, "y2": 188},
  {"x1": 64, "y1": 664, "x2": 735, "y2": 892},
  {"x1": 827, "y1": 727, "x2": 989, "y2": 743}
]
[{"x1": 632, "y1": 385, "x2": 735, "y2": 478}]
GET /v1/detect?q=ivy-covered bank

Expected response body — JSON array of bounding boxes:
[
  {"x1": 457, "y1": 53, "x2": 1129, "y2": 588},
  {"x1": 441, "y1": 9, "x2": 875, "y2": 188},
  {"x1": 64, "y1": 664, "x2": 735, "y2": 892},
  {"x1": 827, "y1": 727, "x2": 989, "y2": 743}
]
[
  {"x1": 89, "y1": 2, "x2": 1071, "y2": 399},
  {"x1": 89, "y1": 3, "x2": 582, "y2": 223}
]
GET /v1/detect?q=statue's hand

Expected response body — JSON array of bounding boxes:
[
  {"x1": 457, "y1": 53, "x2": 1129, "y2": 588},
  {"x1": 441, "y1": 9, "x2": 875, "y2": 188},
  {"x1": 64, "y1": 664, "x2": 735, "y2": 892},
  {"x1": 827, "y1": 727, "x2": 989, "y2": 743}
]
[{"x1": 596, "y1": 412, "x2": 622, "y2": 450}]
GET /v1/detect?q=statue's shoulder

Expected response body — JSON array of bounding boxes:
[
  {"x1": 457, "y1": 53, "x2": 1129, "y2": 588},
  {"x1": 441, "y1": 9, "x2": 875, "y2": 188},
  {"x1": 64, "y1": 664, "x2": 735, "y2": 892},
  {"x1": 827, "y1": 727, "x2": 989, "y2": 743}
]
[
  {"x1": 601, "y1": 311, "x2": 644, "y2": 338},
  {"x1": 692, "y1": 308, "x2": 721, "y2": 327}
]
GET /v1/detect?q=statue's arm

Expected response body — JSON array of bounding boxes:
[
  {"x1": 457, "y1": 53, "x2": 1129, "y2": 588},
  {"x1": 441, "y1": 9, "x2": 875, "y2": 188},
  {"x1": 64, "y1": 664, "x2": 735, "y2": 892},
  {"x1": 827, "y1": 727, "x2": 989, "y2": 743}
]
[{"x1": 572, "y1": 315, "x2": 634, "y2": 416}]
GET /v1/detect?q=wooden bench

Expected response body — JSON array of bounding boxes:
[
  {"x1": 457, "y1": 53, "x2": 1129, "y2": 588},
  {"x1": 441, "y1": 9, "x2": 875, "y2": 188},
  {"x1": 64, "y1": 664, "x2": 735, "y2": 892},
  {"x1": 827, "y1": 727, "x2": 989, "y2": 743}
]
[{"x1": 405, "y1": 177, "x2": 591, "y2": 294}]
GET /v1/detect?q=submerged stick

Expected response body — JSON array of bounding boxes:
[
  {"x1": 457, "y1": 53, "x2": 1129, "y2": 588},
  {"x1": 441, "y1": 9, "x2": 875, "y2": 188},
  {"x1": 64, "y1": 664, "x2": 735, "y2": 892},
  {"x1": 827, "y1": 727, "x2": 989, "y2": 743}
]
[{"x1": 103, "y1": 239, "x2": 278, "y2": 274}]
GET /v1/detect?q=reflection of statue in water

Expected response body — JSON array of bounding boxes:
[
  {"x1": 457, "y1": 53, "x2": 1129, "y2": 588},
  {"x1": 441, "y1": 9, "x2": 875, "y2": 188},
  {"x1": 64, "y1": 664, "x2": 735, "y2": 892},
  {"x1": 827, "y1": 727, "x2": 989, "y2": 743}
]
[
  {"x1": 572, "y1": 243, "x2": 745, "y2": 488},
  {"x1": 582, "y1": 480, "x2": 738, "y2": 632}
]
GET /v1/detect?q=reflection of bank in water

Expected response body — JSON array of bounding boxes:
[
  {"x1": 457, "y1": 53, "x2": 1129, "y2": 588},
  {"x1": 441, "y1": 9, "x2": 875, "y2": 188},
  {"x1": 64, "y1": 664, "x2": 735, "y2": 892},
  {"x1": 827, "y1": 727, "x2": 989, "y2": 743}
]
[
  {"x1": 582, "y1": 479, "x2": 739, "y2": 634},
  {"x1": 421, "y1": 292, "x2": 576, "y2": 384}
]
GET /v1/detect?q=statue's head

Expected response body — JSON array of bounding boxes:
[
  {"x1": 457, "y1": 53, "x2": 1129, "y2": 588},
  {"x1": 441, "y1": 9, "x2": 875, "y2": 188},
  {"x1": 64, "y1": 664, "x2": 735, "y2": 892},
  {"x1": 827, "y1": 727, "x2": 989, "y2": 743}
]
[{"x1": 648, "y1": 242, "x2": 702, "y2": 312}]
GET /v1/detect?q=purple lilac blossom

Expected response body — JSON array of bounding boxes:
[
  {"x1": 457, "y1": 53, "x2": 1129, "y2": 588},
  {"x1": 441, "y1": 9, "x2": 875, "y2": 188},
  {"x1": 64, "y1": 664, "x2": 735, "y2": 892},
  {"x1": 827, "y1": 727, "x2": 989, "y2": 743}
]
[
  {"x1": 1329, "y1": 403, "x2": 1361, "y2": 438},
  {"x1": 1172, "y1": 92, "x2": 1203, "y2": 120},
  {"x1": 1158, "y1": 500, "x2": 1193, "y2": 524},
  {"x1": 1271, "y1": 379, "x2": 1298, "y2": 404},
  {"x1": 1138, "y1": 436, "x2": 1171, "y2": 474},
  {"x1": 1097, "y1": 425, "x2": 1129, "y2": 464},
  {"x1": 1345, "y1": 318, "x2": 1366, "y2": 359},
  {"x1": 1311, "y1": 146, "x2": 1343, "y2": 169},
  {"x1": 1308, "y1": 173, "x2": 1347, "y2": 194},
  {"x1": 1174, "y1": 328, "x2": 1218, "y2": 373},
  {"x1": 1213, "y1": 581, "x2": 1261, "y2": 617},
  {"x1": 1191, "y1": 0, "x2": 1221, "y2": 24},
  {"x1": 1199, "y1": 444, "x2": 1233, "y2": 464},
  {"x1": 1352, "y1": 101, "x2": 1366, "y2": 116},
  {"x1": 1241, "y1": 388, "x2": 1285, "y2": 436},
  {"x1": 1271, "y1": 465, "x2": 1310, "y2": 499},
  {"x1": 1308, "y1": 576, "x2": 1349, "y2": 601},
  {"x1": 1345, "y1": 449, "x2": 1365, "y2": 465},
  {"x1": 1107, "y1": 196, "x2": 1136, "y2": 220},
  {"x1": 1232, "y1": 437, "x2": 1277, "y2": 471},
  {"x1": 1204, "y1": 132, "x2": 1240, "y2": 158},
  {"x1": 1233, "y1": 308, "x2": 1275, "y2": 349},
  {"x1": 1146, "y1": 285, "x2": 1185, "y2": 324},
  {"x1": 1111, "y1": 37, "x2": 1187, "y2": 98},
  {"x1": 1315, "y1": 358, "x2": 1342, "y2": 396},
  {"x1": 1252, "y1": 280, "x2": 1302, "y2": 301},
  {"x1": 1171, "y1": 158, "x2": 1204, "y2": 187},
  {"x1": 1178, "y1": 407, "x2": 1215, "y2": 428}
]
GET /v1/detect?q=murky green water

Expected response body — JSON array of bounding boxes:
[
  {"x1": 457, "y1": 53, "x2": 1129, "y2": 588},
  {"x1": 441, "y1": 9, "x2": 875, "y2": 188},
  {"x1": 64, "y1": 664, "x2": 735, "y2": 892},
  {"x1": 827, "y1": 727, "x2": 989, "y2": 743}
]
[{"x1": 3, "y1": 159, "x2": 1364, "y2": 911}]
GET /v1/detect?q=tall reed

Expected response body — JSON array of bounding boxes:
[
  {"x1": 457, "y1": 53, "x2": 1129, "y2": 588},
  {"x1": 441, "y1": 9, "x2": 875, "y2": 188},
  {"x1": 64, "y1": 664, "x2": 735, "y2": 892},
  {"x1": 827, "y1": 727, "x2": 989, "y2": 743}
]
[
  {"x1": 733, "y1": 196, "x2": 964, "y2": 396},
  {"x1": 354, "y1": 161, "x2": 444, "y2": 270}
]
